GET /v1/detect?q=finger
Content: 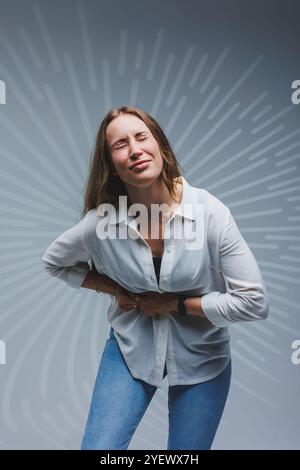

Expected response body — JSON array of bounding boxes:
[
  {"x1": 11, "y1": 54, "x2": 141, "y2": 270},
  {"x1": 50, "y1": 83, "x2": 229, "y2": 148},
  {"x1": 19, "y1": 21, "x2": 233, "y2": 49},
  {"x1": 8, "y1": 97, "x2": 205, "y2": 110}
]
[
  {"x1": 120, "y1": 295, "x2": 136, "y2": 304},
  {"x1": 121, "y1": 303, "x2": 132, "y2": 310}
]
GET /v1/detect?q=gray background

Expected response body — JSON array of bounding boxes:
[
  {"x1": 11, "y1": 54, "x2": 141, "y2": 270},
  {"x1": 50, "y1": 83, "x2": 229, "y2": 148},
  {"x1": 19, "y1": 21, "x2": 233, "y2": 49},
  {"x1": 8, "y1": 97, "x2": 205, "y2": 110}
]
[{"x1": 0, "y1": 0, "x2": 299, "y2": 449}]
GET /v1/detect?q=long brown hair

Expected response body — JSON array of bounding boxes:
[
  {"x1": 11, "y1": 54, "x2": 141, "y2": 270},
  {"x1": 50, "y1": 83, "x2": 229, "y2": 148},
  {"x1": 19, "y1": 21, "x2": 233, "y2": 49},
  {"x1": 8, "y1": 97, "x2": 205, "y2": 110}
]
[{"x1": 81, "y1": 106, "x2": 183, "y2": 218}]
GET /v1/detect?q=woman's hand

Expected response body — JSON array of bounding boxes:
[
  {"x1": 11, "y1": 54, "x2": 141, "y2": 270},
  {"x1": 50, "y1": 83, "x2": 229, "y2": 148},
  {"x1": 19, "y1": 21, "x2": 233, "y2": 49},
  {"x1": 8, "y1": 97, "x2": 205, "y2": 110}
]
[
  {"x1": 114, "y1": 284, "x2": 140, "y2": 312},
  {"x1": 112, "y1": 282, "x2": 179, "y2": 316},
  {"x1": 131, "y1": 291, "x2": 178, "y2": 316}
]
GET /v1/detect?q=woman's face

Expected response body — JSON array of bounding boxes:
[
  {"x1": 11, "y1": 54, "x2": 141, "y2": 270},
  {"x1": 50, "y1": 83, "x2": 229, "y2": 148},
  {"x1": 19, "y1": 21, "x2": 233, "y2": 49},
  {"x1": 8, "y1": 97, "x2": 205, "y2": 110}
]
[{"x1": 106, "y1": 114, "x2": 164, "y2": 188}]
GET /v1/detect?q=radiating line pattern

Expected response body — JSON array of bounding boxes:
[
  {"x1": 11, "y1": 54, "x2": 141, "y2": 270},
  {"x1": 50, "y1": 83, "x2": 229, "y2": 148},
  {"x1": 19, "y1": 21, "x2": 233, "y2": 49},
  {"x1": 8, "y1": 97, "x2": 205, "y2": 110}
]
[{"x1": 0, "y1": 0, "x2": 299, "y2": 451}]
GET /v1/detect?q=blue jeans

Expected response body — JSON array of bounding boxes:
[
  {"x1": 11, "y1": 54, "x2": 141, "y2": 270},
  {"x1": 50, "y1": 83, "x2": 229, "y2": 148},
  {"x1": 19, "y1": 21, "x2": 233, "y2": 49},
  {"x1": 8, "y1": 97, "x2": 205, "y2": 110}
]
[{"x1": 81, "y1": 327, "x2": 231, "y2": 450}]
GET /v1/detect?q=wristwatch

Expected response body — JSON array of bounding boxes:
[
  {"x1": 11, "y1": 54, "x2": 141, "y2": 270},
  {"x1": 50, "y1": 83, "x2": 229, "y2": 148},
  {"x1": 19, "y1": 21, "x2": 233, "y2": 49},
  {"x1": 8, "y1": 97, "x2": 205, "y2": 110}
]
[{"x1": 178, "y1": 295, "x2": 187, "y2": 316}]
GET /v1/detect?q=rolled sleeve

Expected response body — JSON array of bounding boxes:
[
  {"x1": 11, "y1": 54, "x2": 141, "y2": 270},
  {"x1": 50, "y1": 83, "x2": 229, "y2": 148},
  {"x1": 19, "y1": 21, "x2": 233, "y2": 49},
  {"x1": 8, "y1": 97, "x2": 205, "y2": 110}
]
[
  {"x1": 201, "y1": 209, "x2": 269, "y2": 327},
  {"x1": 41, "y1": 218, "x2": 91, "y2": 289}
]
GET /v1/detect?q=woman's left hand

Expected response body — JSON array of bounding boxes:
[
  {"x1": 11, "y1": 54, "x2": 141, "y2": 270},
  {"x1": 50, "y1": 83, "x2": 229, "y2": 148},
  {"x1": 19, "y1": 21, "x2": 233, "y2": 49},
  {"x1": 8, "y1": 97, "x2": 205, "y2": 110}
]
[{"x1": 131, "y1": 291, "x2": 179, "y2": 316}]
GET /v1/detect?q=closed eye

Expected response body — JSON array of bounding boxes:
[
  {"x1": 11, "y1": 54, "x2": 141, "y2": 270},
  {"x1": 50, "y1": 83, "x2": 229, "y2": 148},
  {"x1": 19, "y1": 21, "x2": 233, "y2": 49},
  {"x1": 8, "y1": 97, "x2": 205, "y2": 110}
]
[{"x1": 115, "y1": 137, "x2": 148, "y2": 149}]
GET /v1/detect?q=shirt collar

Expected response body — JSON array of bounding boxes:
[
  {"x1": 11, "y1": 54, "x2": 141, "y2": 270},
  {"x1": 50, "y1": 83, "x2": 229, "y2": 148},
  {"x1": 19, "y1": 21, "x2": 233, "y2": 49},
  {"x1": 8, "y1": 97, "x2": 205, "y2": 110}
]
[
  {"x1": 97, "y1": 176, "x2": 197, "y2": 225},
  {"x1": 171, "y1": 176, "x2": 196, "y2": 221}
]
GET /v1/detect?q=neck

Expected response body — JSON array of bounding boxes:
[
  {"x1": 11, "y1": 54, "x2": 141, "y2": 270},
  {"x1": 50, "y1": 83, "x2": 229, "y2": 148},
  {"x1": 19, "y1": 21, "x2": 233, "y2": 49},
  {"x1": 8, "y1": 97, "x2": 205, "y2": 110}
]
[{"x1": 124, "y1": 177, "x2": 182, "y2": 213}]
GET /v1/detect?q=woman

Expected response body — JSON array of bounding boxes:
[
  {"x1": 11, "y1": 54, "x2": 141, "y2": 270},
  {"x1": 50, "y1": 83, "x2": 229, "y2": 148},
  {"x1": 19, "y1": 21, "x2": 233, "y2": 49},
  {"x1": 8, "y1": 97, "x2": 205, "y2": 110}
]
[{"x1": 41, "y1": 106, "x2": 269, "y2": 450}]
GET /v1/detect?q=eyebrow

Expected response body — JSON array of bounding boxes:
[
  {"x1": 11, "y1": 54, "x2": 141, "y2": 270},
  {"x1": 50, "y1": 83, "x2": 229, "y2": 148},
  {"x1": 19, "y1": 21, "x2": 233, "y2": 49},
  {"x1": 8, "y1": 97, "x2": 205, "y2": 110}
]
[{"x1": 110, "y1": 131, "x2": 148, "y2": 148}]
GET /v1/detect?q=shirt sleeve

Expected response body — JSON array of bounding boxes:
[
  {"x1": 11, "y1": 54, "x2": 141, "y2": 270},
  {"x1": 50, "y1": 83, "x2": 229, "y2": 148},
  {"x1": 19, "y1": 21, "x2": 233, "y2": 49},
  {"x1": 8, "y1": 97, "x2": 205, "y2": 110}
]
[
  {"x1": 201, "y1": 208, "x2": 269, "y2": 328},
  {"x1": 41, "y1": 218, "x2": 91, "y2": 289}
]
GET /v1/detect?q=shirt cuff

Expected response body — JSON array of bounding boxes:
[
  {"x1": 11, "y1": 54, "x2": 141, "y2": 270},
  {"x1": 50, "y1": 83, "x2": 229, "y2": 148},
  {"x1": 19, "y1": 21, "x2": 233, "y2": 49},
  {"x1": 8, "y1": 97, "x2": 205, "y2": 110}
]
[
  {"x1": 201, "y1": 291, "x2": 231, "y2": 328},
  {"x1": 65, "y1": 263, "x2": 90, "y2": 289}
]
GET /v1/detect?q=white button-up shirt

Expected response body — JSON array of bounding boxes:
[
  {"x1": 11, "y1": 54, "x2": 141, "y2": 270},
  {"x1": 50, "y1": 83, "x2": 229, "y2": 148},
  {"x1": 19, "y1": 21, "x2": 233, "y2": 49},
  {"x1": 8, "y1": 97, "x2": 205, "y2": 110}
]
[{"x1": 41, "y1": 176, "x2": 269, "y2": 388}]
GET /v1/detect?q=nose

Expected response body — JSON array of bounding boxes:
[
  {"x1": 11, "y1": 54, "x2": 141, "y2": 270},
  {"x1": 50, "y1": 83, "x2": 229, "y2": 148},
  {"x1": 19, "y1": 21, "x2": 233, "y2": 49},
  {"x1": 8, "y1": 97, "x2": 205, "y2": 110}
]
[
  {"x1": 129, "y1": 146, "x2": 143, "y2": 161},
  {"x1": 129, "y1": 151, "x2": 143, "y2": 161},
  {"x1": 128, "y1": 136, "x2": 144, "y2": 158}
]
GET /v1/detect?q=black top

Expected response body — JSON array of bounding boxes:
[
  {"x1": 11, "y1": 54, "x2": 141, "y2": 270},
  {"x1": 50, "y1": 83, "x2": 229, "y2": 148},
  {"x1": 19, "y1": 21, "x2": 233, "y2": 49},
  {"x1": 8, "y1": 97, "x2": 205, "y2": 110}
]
[{"x1": 152, "y1": 256, "x2": 162, "y2": 284}]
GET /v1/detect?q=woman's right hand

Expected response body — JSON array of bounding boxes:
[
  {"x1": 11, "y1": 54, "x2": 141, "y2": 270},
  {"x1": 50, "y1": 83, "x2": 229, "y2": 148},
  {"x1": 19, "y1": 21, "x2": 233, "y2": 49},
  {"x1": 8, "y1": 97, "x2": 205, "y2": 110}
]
[{"x1": 114, "y1": 284, "x2": 140, "y2": 312}]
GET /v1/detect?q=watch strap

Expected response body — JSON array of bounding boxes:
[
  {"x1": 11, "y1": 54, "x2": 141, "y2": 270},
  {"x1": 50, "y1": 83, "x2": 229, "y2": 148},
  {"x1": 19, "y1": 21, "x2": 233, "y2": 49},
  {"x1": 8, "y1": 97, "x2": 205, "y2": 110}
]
[{"x1": 178, "y1": 295, "x2": 187, "y2": 316}]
